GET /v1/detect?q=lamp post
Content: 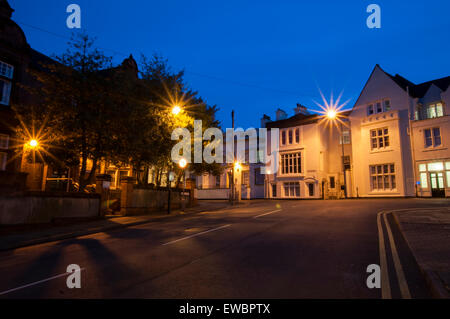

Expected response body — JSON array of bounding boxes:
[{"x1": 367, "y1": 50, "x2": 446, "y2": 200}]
[
  {"x1": 178, "y1": 158, "x2": 187, "y2": 210},
  {"x1": 326, "y1": 110, "x2": 347, "y2": 199}
]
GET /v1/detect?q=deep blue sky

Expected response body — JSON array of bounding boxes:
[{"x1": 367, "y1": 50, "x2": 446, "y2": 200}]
[{"x1": 10, "y1": 0, "x2": 450, "y2": 128}]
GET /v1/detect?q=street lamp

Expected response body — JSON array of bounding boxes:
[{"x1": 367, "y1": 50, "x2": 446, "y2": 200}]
[
  {"x1": 326, "y1": 109, "x2": 347, "y2": 199},
  {"x1": 178, "y1": 158, "x2": 187, "y2": 210},
  {"x1": 172, "y1": 105, "x2": 181, "y2": 115},
  {"x1": 28, "y1": 139, "x2": 39, "y2": 148}
]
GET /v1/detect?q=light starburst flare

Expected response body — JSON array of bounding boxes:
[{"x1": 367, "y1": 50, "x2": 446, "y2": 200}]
[{"x1": 313, "y1": 89, "x2": 352, "y2": 131}]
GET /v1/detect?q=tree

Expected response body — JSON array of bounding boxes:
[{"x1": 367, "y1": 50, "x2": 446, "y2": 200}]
[
  {"x1": 139, "y1": 54, "x2": 223, "y2": 187},
  {"x1": 17, "y1": 33, "x2": 118, "y2": 191}
]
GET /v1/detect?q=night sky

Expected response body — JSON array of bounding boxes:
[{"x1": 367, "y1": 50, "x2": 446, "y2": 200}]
[{"x1": 10, "y1": 0, "x2": 450, "y2": 129}]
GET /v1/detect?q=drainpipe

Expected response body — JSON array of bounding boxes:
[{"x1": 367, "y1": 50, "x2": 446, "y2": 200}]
[{"x1": 406, "y1": 86, "x2": 418, "y2": 197}]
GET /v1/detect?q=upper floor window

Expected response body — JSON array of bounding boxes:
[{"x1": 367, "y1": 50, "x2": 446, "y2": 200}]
[
  {"x1": 424, "y1": 128, "x2": 441, "y2": 148},
  {"x1": 370, "y1": 128, "x2": 390, "y2": 150},
  {"x1": 288, "y1": 129, "x2": 293, "y2": 144},
  {"x1": 340, "y1": 129, "x2": 351, "y2": 144},
  {"x1": 281, "y1": 131, "x2": 286, "y2": 145},
  {"x1": 0, "y1": 61, "x2": 13, "y2": 106},
  {"x1": 426, "y1": 102, "x2": 444, "y2": 119},
  {"x1": 367, "y1": 99, "x2": 391, "y2": 115},
  {"x1": 0, "y1": 79, "x2": 12, "y2": 106},
  {"x1": 0, "y1": 61, "x2": 14, "y2": 79},
  {"x1": 295, "y1": 128, "x2": 300, "y2": 143}
]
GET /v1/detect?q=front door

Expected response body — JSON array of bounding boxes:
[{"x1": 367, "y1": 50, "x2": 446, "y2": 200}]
[{"x1": 430, "y1": 172, "x2": 445, "y2": 197}]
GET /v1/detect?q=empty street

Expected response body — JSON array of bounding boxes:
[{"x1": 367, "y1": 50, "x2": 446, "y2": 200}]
[{"x1": 0, "y1": 199, "x2": 448, "y2": 299}]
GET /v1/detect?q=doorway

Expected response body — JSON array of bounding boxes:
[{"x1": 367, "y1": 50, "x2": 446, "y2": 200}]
[{"x1": 430, "y1": 172, "x2": 445, "y2": 197}]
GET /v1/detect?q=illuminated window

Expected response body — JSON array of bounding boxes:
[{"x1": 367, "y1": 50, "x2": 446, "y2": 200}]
[
  {"x1": 419, "y1": 164, "x2": 426, "y2": 172},
  {"x1": 426, "y1": 103, "x2": 444, "y2": 119},
  {"x1": 427, "y1": 162, "x2": 443, "y2": 171},
  {"x1": 420, "y1": 173, "x2": 428, "y2": 189}
]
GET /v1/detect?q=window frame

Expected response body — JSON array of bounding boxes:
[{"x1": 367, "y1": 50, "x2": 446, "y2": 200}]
[
  {"x1": 370, "y1": 163, "x2": 396, "y2": 191},
  {"x1": 280, "y1": 152, "x2": 302, "y2": 175},
  {"x1": 370, "y1": 127, "x2": 390, "y2": 150},
  {"x1": 424, "y1": 127, "x2": 442, "y2": 148}
]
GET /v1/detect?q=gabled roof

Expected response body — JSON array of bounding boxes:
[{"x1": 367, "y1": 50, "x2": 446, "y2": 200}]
[{"x1": 379, "y1": 65, "x2": 450, "y2": 98}]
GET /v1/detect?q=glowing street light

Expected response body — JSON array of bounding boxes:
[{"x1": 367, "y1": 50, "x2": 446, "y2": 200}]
[
  {"x1": 172, "y1": 105, "x2": 181, "y2": 115},
  {"x1": 326, "y1": 109, "x2": 337, "y2": 120},
  {"x1": 178, "y1": 158, "x2": 187, "y2": 169},
  {"x1": 234, "y1": 161, "x2": 241, "y2": 171},
  {"x1": 28, "y1": 139, "x2": 39, "y2": 148}
]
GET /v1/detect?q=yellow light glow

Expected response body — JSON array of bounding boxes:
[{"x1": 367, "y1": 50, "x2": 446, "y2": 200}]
[
  {"x1": 327, "y1": 109, "x2": 337, "y2": 119},
  {"x1": 29, "y1": 139, "x2": 39, "y2": 148},
  {"x1": 234, "y1": 162, "x2": 241, "y2": 171},
  {"x1": 179, "y1": 158, "x2": 187, "y2": 169},
  {"x1": 172, "y1": 105, "x2": 181, "y2": 115}
]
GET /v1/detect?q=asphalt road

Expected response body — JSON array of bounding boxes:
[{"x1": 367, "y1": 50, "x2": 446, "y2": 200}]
[{"x1": 0, "y1": 198, "x2": 448, "y2": 299}]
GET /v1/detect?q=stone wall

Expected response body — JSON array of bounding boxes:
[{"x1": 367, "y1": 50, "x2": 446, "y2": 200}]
[{"x1": 0, "y1": 192, "x2": 100, "y2": 225}]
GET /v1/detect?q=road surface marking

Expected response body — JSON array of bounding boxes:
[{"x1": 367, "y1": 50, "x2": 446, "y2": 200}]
[
  {"x1": 253, "y1": 209, "x2": 282, "y2": 219},
  {"x1": 383, "y1": 212, "x2": 412, "y2": 299},
  {"x1": 377, "y1": 211, "x2": 391, "y2": 299},
  {"x1": 0, "y1": 268, "x2": 84, "y2": 296},
  {"x1": 162, "y1": 224, "x2": 231, "y2": 246}
]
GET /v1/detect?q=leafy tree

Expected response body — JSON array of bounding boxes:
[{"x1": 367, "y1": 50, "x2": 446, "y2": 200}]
[{"x1": 17, "y1": 33, "x2": 117, "y2": 191}]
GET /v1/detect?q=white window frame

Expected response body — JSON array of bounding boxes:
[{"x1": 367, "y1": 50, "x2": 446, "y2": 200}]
[
  {"x1": 280, "y1": 151, "x2": 302, "y2": 175},
  {"x1": 370, "y1": 127, "x2": 390, "y2": 150},
  {"x1": 370, "y1": 164, "x2": 396, "y2": 191},
  {"x1": 0, "y1": 61, "x2": 14, "y2": 79},
  {"x1": 367, "y1": 99, "x2": 391, "y2": 115},
  {"x1": 424, "y1": 127, "x2": 442, "y2": 148},
  {"x1": 0, "y1": 78, "x2": 12, "y2": 106},
  {"x1": 340, "y1": 129, "x2": 351, "y2": 144},
  {"x1": 426, "y1": 102, "x2": 444, "y2": 119},
  {"x1": 283, "y1": 182, "x2": 300, "y2": 198}
]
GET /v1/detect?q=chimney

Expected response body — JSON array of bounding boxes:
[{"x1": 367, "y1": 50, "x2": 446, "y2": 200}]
[
  {"x1": 275, "y1": 108, "x2": 287, "y2": 121},
  {"x1": 294, "y1": 103, "x2": 309, "y2": 115},
  {"x1": 260, "y1": 114, "x2": 271, "y2": 128}
]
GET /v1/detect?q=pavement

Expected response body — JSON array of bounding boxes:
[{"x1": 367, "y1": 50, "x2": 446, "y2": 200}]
[
  {"x1": 393, "y1": 207, "x2": 450, "y2": 298},
  {"x1": 0, "y1": 198, "x2": 449, "y2": 298},
  {"x1": 0, "y1": 200, "x2": 235, "y2": 252}
]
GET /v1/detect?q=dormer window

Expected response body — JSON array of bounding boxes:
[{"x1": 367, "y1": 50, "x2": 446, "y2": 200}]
[
  {"x1": 426, "y1": 102, "x2": 444, "y2": 119},
  {"x1": 367, "y1": 99, "x2": 390, "y2": 115}
]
